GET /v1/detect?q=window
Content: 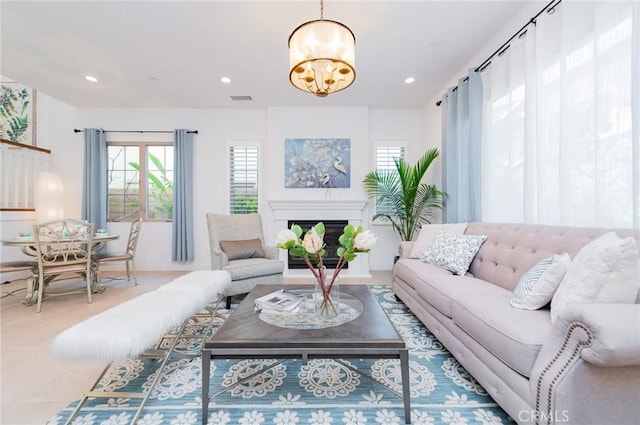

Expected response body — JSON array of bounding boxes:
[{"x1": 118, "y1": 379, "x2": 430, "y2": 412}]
[
  {"x1": 481, "y1": 1, "x2": 637, "y2": 228},
  {"x1": 374, "y1": 144, "x2": 405, "y2": 217},
  {"x1": 107, "y1": 142, "x2": 174, "y2": 221},
  {"x1": 229, "y1": 144, "x2": 258, "y2": 214}
]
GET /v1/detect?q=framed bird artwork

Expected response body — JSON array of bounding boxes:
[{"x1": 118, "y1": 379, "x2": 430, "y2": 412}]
[{"x1": 284, "y1": 138, "x2": 351, "y2": 189}]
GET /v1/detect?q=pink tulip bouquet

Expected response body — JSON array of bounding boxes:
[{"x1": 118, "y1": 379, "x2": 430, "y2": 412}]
[{"x1": 276, "y1": 222, "x2": 377, "y2": 316}]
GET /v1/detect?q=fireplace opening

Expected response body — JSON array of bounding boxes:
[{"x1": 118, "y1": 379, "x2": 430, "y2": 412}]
[{"x1": 287, "y1": 220, "x2": 349, "y2": 270}]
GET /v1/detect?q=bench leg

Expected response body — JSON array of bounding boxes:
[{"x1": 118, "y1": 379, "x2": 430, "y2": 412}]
[{"x1": 62, "y1": 299, "x2": 225, "y2": 425}]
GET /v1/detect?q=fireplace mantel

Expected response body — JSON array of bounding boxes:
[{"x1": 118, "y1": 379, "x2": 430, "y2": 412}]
[
  {"x1": 268, "y1": 199, "x2": 371, "y2": 278},
  {"x1": 269, "y1": 199, "x2": 367, "y2": 214}
]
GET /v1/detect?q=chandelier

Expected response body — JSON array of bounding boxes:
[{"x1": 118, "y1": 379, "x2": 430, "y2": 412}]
[{"x1": 288, "y1": 0, "x2": 356, "y2": 97}]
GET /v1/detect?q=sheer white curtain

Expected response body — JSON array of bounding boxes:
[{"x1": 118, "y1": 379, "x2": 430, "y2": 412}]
[{"x1": 482, "y1": 1, "x2": 639, "y2": 228}]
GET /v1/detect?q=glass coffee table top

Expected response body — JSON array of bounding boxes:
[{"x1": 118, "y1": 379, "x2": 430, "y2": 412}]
[{"x1": 255, "y1": 289, "x2": 363, "y2": 330}]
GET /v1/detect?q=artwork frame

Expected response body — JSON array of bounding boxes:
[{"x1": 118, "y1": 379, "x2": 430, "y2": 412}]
[
  {"x1": 0, "y1": 81, "x2": 36, "y2": 145},
  {"x1": 285, "y1": 138, "x2": 351, "y2": 188}
]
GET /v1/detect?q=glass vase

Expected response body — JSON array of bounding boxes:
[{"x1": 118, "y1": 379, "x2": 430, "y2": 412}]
[{"x1": 314, "y1": 275, "x2": 340, "y2": 318}]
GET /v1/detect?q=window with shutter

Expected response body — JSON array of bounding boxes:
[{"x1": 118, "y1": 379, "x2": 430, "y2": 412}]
[
  {"x1": 229, "y1": 145, "x2": 259, "y2": 214},
  {"x1": 375, "y1": 145, "x2": 405, "y2": 217}
]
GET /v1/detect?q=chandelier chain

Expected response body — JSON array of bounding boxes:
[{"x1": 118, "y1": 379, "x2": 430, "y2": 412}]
[{"x1": 320, "y1": 0, "x2": 324, "y2": 20}]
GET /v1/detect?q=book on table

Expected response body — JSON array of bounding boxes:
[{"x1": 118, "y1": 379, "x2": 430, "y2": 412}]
[{"x1": 254, "y1": 289, "x2": 305, "y2": 312}]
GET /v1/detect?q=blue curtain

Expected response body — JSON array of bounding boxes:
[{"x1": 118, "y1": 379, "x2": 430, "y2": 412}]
[
  {"x1": 441, "y1": 70, "x2": 483, "y2": 223},
  {"x1": 172, "y1": 129, "x2": 194, "y2": 262},
  {"x1": 82, "y1": 128, "x2": 107, "y2": 229}
]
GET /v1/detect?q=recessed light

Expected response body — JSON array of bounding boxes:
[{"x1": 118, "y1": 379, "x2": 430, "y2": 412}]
[
  {"x1": 221, "y1": 77, "x2": 231, "y2": 84},
  {"x1": 405, "y1": 77, "x2": 415, "y2": 84},
  {"x1": 85, "y1": 75, "x2": 98, "y2": 83}
]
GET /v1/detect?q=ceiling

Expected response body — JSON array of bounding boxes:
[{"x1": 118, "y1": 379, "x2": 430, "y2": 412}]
[{"x1": 0, "y1": 1, "x2": 532, "y2": 109}]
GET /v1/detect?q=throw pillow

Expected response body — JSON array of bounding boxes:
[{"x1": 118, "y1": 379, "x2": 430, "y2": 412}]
[
  {"x1": 409, "y1": 222, "x2": 468, "y2": 259},
  {"x1": 219, "y1": 238, "x2": 265, "y2": 261},
  {"x1": 510, "y1": 253, "x2": 571, "y2": 310},
  {"x1": 421, "y1": 230, "x2": 487, "y2": 275},
  {"x1": 550, "y1": 232, "x2": 640, "y2": 323}
]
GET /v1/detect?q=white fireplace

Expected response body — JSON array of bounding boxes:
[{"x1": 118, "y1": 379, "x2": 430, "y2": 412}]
[{"x1": 268, "y1": 199, "x2": 371, "y2": 278}]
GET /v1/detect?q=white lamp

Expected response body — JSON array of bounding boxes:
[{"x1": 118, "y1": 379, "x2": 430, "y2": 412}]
[{"x1": 35, "y1": 171, "x2": 64, "y2": 222}]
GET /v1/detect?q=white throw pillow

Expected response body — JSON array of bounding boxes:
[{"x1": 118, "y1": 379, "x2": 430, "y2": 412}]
[
  {"x1": 421, "y1": 230, "x2": 487, "y2": 275},
  {"x1": 409, "y1": 222, "x2": 468, "y2": 259},
  {"x1": 550, "y1": 232, "x2": 640, "y2": 323},
  {"x1": 510, "y1": 253, "x2": 571, "y2": 310}
]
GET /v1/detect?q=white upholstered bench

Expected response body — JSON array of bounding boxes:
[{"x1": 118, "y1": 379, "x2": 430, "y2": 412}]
[{"x1": 51, "y1": 270, "x2": 232, "y2": 425}]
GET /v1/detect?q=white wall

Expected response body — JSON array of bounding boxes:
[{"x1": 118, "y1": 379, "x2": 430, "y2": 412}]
[
  {"x1": 78, "y1": 108, "x2": 266, "y2": 272},
  {"x1": 423, "y1": 1, "x2": 545, "y2": 154},
  {"x1": 368, "y1": 109, "x2": 426, "y2": 268},
  {"x1": 2, "y1": 102, "x2": 425, "y2": 275},
  {"x1": 0, "y1": 92, "x2": 79, "y2": 276}
]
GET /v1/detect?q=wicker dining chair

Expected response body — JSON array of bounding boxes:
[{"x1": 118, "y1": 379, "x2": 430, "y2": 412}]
[
  {"x1": 92, "y1": 218, "x2": 143, "y2": 286},
  {"x1": 32, "y1": 219, "x2": 95, "y2": 313}
]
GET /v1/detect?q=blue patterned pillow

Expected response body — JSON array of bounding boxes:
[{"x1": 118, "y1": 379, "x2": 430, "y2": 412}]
[
  {"x1": 420, "y1": 230, "x2": 487, "y2": 275},
  {"x1": 511, "y1": 253, "x2": 571, "y2": 310}
]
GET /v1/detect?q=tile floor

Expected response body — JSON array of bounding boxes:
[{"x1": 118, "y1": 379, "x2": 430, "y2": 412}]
[{"x1": 0, "y1": 270, "x2": 392, "y2": 425}]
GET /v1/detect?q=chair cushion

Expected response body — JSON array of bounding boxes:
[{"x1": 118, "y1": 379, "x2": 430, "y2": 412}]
[
  {"x1": 220, "y1": 238, "x2": 265, "y2": 261},
  {"x1": 93, "y1": 252, "x2": 132, "y2": 262},
  {"x1": 0, "y1": 261, "x2": 38, "y2": 273},
  {"x1": 223, "y1": 258, "x2": 284, "y2": 281}
]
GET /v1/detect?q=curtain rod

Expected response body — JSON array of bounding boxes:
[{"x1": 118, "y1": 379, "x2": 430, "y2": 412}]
[
  {"x1": 436, "y1": 0, "x2": 561, "y2": 107},
  {"x1": 73, "y1": 129, "x2": 198, "y2": 134}
]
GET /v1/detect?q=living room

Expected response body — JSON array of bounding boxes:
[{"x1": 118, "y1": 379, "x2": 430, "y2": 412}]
[{"x1": 1, "y1": 1, "x2": 638, "y2": 424}]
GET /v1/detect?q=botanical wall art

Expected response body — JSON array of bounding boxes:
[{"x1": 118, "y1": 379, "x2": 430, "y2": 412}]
[
  {"x1": 285, "y1": 138, "x2": 351, "y2": 188},
  {"x1": 0, "y1": 81, "x2": 36, "y2": 144}
]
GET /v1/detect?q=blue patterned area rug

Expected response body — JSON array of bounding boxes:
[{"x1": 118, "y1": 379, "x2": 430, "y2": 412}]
[{"x1": 47, "y1": 285, "x2": 512, "y2": 425}]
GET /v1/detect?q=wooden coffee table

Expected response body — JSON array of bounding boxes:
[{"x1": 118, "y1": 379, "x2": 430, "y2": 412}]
[{"x1": 201, "y1": 284, "x2": 410, "y2": 424}]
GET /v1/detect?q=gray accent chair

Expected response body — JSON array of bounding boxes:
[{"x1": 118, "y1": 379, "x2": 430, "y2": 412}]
[{"x1": 206, "y1": 213, "x2": 284, "y2": 308}]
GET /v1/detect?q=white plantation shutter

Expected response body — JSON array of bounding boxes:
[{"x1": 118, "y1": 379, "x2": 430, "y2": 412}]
[
  {"x1": 229, "y1": 145, "x2": 259, "y2": 214},
  {"x1": 375, "y1": 145, "x2": 405, "y2": 216}
]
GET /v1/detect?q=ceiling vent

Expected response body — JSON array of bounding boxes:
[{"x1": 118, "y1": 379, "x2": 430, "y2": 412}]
[{"x1": 230, "y1": 95, "x2": 253, "y2": 101}]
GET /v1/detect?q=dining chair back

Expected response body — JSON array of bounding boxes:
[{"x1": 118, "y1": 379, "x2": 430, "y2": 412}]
[
  {"x1": 92, "y1": 218, "x2": 142, "y2": 285},
  {"x1": 32, "y1": 219, "x2": 95, "y2": 313}
]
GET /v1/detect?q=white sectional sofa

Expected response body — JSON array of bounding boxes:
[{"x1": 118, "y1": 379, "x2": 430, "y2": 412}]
[{"x1": 392, "y1": 222, "x2": 640, "y2": 425}]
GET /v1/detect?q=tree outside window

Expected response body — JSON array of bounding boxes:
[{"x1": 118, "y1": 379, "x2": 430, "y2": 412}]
[{"x1": 107, "y1": 142, "x2": 173, "y2": 221}]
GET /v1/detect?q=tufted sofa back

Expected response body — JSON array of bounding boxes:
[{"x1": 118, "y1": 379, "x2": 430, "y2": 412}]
[{"x1": 464, "y1": 222, "x2": 640, "y2": 292}]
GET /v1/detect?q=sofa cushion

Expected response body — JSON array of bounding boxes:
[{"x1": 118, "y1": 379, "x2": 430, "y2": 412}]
[
  {"x1": 409, "y1": 223, "x2": 467, "y2": 259},
  {"x1": 421, "y1": 230, "x2": 487, "y2": 275},
  {"x1": 510, "y1": 253, "x2": 571, "y2": 310},
  {"x1": 452, "y1": 290, "x2": 551, "y2": 377},
  {"x1": 394, "y1": 258, "x2": 452, "y2": 289},
  {"x1": 551, "y1": 231, "x2": 640, "y2": 323},
  {"x1": 224, "y1": 258, "x2": 284, "y2": 281},
  {"x1": 414, "y1": 273, "x2": 506, "y2": 319}
]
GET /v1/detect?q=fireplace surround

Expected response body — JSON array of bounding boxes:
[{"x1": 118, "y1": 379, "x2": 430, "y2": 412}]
[
  {"x1": 269, "y1": 199, "x2": 371, "y2": 278},
  {"x1": 287, "y1": 220, "x2": 349, "y2": 270}
]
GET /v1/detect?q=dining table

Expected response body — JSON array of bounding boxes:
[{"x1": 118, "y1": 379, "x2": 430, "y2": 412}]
[{"x1": 2, "y1": 232, "x2": 119, "y2": 306}]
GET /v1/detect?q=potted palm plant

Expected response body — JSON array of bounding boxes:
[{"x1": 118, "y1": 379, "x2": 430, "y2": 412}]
[{"x1": 363, "y1": 148, "x2": 446, "y2": 241}]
